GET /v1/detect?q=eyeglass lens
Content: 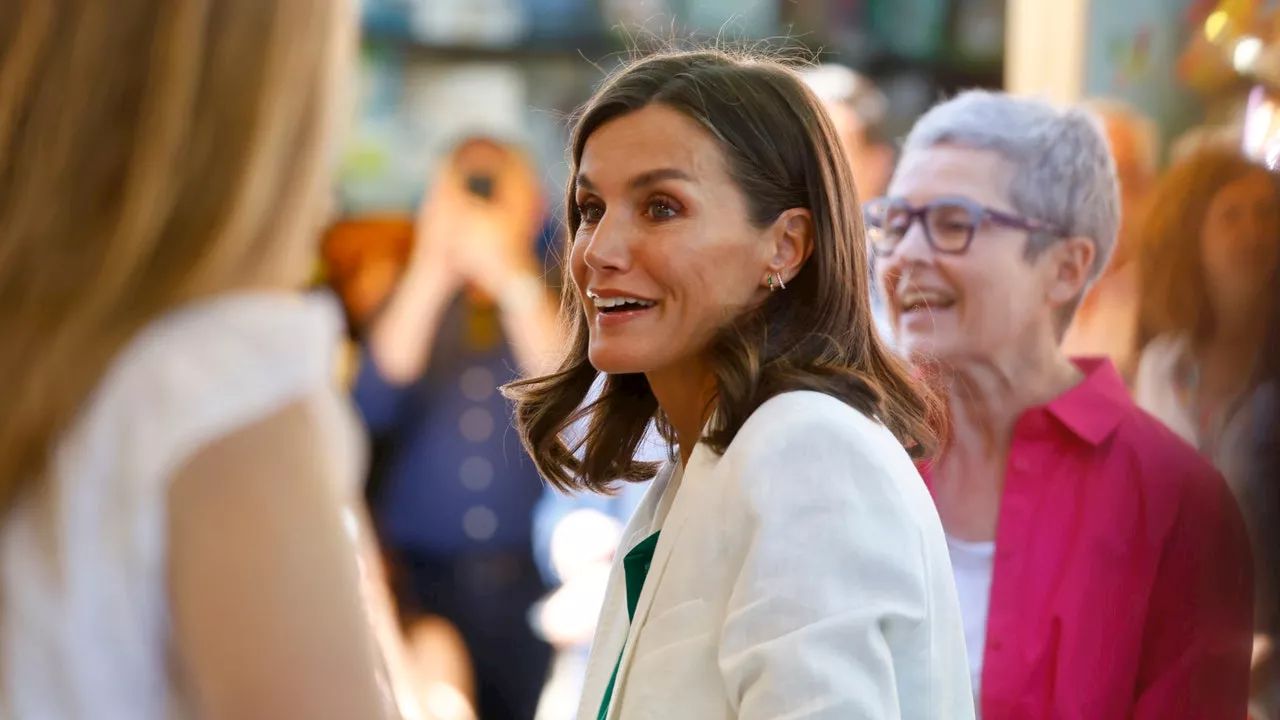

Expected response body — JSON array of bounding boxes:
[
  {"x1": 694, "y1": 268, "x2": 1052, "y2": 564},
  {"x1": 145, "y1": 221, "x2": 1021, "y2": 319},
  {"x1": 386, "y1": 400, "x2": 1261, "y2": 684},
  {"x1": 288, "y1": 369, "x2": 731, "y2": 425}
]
[{"x1": 868, "y1": 201, "x2": 980, "y2": 255}]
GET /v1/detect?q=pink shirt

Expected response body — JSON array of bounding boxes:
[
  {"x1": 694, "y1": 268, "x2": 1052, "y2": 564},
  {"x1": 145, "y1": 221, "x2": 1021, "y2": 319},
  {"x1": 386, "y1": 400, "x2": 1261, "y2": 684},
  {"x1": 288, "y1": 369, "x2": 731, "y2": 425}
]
[{"x1": 924, "y1": 358, "x2": 1254, "y2": 719}]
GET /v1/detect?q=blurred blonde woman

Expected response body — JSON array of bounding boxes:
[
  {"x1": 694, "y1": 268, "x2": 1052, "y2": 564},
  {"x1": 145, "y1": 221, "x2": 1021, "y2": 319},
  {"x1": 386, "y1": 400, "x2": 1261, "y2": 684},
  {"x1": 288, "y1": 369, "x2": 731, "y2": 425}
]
[{"x1": 0, "y1": 1, "x2": 398, "y2": 718}]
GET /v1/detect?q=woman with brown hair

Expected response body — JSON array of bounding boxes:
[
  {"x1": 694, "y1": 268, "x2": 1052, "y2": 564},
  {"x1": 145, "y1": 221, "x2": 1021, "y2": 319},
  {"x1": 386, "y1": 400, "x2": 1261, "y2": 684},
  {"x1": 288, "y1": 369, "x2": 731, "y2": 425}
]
[
  {"x1": 1134, "y1": 147, "x2": 1279, "y2": 479},
  {"x1": 1132, "y1": 146, "x2": 1280, "y2": 717},
  {"x1": 505, "y1": 50, "x2": 972, "y2": 720},
  {"x1": 0, "y1": 1, "x2": 399, "y2": 718}
]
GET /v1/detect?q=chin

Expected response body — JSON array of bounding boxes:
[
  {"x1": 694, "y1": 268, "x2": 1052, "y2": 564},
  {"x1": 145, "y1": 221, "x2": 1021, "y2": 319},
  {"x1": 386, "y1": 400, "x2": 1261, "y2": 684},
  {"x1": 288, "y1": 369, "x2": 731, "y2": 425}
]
[
  {"x1": 587, "y1": 344, "x2": 657, "y2": 375},
  {"x1": 896, "y1": 333, "x2": 958, "y2": 364}
]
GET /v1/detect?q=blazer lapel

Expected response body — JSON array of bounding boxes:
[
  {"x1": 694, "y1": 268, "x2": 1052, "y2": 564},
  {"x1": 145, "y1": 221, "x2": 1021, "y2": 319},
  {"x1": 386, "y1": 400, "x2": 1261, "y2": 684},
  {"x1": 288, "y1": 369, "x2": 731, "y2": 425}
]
[
  {"x1": 576, "y1": 465, "x2": 672, "y2": 720},
  {"x1": 606, "y1": 443, "x2": 719, "y2": 719}
]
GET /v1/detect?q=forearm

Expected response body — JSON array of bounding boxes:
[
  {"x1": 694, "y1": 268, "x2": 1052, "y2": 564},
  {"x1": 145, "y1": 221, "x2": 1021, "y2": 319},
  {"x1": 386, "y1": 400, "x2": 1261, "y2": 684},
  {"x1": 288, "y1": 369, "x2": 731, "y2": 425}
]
[
  {"x1": 367, "y1": 267, "x2": 455, "y2": 386},
  {"x1": 498, "y1": 272, "x2": 562, "y2": 377}
]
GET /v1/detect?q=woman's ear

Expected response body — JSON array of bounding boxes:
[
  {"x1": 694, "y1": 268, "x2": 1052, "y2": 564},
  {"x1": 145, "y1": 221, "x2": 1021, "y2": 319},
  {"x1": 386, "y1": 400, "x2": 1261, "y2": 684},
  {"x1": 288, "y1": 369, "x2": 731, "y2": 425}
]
[
  {"x1": 1046, "y1": 235, "x2": 1097, "y2": 307},
  {"x1": 767, "y1": 208, "x2": 815, "y2": 284}
]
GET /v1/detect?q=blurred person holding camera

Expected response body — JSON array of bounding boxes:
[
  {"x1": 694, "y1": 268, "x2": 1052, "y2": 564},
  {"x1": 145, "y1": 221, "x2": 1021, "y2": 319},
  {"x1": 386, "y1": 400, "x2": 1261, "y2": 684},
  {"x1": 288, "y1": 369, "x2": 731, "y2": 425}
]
[
  {"x1": 1062, "y1": 99, "x2": 1161, "y2": 377},
  {"x1": 1131, "y1": 146, "x2": 1280, "y2": 717},
  {"x1": 869, "y1": 90, "x2": 1254, "y2": 718},
  {"x1": 354, "y1": 137, "x2": 560, "y2": 720},
  {"x1": 0, "y1": 1, "x2": 406, "y2": 718}
]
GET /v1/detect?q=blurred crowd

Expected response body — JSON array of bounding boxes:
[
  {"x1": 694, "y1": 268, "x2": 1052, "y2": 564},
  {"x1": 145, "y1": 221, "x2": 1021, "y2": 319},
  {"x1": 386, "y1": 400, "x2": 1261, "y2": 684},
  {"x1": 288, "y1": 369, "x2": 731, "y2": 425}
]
[{"x1": 324, "y1": 65, "x2": 1280, "y2": 719}]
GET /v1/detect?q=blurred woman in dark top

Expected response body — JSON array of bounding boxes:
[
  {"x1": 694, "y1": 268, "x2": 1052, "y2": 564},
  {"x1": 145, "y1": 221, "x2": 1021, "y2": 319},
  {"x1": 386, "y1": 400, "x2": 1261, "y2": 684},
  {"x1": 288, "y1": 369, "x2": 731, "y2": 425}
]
[{"x1": 1132, "y1": 146, "x2": 1280, "y2": 717}]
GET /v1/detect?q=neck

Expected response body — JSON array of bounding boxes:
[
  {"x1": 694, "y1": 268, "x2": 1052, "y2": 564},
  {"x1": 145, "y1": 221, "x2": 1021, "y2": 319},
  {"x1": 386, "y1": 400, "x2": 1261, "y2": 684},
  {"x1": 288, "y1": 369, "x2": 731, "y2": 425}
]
[
  {"x1": 938, "y1": 338, "x2": 1083, "y2": 465},
  {"x1": 1075, "y1": 260, "x2": 1134, "y2": 319},
  {"x1": 1198, "y1": 324, "x2": 1264, "y2": 397},
  {"x1": 647, "y1": 358, "x2": 717, "y2": 467}
]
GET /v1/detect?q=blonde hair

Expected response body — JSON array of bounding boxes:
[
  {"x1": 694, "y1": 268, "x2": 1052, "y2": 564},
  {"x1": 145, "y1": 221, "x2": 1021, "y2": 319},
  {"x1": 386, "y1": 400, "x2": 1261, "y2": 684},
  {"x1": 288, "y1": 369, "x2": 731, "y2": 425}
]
[{"x1": 0, "y1": 0, "x2": 352, "y2": 516}]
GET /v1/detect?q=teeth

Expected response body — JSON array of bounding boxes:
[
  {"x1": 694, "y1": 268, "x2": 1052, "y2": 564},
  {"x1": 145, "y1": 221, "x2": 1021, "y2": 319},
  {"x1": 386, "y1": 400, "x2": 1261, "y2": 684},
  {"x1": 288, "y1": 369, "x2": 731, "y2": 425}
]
[
  {"x1": 898, "y1": 291, "x2": 953, "y2": 310},
  {"x1": 591, "y1": 296, "x2": 656, "y2": 309}
]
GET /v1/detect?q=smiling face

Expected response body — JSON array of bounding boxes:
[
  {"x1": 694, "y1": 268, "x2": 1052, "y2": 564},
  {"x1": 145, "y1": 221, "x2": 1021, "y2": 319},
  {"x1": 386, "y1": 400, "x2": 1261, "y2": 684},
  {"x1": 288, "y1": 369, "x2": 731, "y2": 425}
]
[
  {"x1": 570, "y1": 103, "x2": 780, "y2": 376},
  {"x1": 875, "y1": 145, "x2": 1073, "y2": 364}
]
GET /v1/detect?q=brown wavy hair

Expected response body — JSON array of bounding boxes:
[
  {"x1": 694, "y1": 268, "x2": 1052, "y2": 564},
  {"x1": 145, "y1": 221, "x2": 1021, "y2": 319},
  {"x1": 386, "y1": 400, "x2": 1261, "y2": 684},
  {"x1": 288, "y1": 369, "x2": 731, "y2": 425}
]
[
  {"x1": 1135, "y1": 147, "x2": 1279, "y2": 353},
  {"x1": 0, "y1": 0, "x2": 350, "y2": 517},
  {"x1": 503, "y1": 49, "x2": 941, "y2": 493}
]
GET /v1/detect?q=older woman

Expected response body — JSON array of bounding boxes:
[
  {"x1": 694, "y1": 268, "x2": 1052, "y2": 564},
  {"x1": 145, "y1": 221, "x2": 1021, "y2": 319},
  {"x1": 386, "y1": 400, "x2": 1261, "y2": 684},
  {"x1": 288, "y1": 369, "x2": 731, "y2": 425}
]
[
  {"x1": 507, "y1": 50, "x2": 973, "y2": 719},
  {"x1": 868, "y1": 90, "x2": 1254, "y2": 718}
]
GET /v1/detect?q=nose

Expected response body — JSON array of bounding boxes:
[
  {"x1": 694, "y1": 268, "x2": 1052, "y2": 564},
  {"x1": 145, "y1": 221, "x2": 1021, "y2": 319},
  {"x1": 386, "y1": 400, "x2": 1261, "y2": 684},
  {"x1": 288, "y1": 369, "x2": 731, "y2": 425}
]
[{"x1": 581, "y1": 212, "x2": 632, "y2": 274}]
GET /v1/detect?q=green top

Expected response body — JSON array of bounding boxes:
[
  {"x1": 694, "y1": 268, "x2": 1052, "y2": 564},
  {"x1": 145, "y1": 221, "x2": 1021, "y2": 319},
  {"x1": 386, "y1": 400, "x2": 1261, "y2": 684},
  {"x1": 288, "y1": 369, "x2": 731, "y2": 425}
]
[{"x1": 596, "y1": 530, "x2": 662, "y2": 720}]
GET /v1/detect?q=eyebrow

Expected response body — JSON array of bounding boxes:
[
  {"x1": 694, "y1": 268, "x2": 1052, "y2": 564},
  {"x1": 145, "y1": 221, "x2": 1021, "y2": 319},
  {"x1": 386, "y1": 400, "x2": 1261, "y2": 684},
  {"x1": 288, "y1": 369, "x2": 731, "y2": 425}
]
[{"x1": 576, "y1": 167, "x2": 695, "y2": 193}]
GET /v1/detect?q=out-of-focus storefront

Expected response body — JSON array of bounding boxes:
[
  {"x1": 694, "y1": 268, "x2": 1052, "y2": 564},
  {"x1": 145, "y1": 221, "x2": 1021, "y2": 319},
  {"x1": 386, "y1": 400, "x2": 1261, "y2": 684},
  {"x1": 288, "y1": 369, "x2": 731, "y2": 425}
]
[
  {"x1": 339, "y1": 0, "x2": 1008, "y2": 220},
  {"x1": 1009, "y1": 0, "x2": 1280, "y2": 166},
  {"x1": 326, "y1": 0, "x2": 1011, "y2": 334}
]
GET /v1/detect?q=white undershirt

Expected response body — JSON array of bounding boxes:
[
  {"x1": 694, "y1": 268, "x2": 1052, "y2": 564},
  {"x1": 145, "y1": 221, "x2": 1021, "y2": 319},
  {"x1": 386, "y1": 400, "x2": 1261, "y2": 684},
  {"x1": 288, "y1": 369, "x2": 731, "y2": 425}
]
[{"x1": 947, "y1": 534, "x2": 996, "y2": 715}]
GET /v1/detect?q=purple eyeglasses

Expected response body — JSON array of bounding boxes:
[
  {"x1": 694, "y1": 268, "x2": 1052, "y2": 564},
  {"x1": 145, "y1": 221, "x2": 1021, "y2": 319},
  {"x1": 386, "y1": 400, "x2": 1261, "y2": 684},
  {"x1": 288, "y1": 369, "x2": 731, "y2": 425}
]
[{"x1": 863, "y1": 195, "x2": 1067, "y2": 257}]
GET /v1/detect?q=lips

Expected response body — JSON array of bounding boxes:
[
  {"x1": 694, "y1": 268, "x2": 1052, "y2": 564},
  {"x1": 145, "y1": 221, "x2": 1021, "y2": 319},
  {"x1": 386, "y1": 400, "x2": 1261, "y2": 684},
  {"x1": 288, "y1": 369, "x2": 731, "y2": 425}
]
[{"x1": 896, "y1": 289, "x2": 956, "y2": 314}]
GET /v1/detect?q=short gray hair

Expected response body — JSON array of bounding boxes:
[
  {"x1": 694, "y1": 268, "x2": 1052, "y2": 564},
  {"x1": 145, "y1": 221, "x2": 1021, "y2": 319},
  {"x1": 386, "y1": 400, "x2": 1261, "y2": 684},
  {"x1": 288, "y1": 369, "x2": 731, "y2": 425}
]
[{"x1": 898, "y1": 90, "x2": 1121, "y2": 319}]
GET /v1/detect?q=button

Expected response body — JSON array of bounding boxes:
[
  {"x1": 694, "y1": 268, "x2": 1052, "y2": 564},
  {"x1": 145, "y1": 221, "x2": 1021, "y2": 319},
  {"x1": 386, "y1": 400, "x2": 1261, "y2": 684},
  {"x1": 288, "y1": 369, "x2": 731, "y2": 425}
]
[
  {"x1": 460, "y1": 456, "x2": 495, "y2": 491},
  {"x1": 460, "y1": 366, "x2": 496, "y2": 403},
  {"x1": 463, "y1": 506, "x2": 499, "y2": 541},
  {"x1": 989, "y1": 637, "x2": 1004, "y2": 652},
  {"x1": 459, "y1": 407, "x2": 495, "y2": 442}
]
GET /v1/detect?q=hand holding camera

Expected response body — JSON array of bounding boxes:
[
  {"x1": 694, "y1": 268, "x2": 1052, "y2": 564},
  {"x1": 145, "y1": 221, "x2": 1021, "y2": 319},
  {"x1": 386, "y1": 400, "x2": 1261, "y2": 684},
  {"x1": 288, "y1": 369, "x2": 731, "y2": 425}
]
[{"x1": 408, "y1": 138, "x2": 544, "y2": 302}]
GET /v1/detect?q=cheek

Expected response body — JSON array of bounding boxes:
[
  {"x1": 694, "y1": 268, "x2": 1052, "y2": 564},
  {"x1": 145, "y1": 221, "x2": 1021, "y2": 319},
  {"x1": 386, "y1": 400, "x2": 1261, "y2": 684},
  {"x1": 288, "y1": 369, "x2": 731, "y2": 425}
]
[
  {"x1": 695, "y1": 246, "x2": 763, "y2": 313},
  {"x1": 1200, "y1": 234, "x2": 1245, "y2": 288},
  {"x1": 951, "y1": 254, "x2": 1031, "y2": 319},
  {"x1": 568, "y1": 240, "x2": 588, "y2": 292},
  {"x1": 873, "y1": 258, "x2": 896, "y2": 299},
  {"x1": 648, "y1": 230, "x2": 760, "y2": 305}
]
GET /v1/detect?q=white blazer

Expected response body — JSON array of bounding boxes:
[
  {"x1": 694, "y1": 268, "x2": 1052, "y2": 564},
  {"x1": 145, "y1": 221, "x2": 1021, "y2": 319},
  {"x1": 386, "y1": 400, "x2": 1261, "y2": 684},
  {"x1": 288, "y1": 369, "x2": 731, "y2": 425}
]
[{"x1": 578, "y1": 391, "x2": 974, "y2": 720}]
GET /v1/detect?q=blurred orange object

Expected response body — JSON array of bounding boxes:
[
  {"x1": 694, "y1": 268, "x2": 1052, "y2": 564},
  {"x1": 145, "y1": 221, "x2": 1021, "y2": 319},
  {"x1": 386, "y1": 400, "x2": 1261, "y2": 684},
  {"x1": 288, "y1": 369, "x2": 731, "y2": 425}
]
[
  {"x1": 1179, "y1": 0, "x2": 1280, "y2": 95},
  {"x1": 321, "y1": 215, "x2": 414, "y2": 330}
]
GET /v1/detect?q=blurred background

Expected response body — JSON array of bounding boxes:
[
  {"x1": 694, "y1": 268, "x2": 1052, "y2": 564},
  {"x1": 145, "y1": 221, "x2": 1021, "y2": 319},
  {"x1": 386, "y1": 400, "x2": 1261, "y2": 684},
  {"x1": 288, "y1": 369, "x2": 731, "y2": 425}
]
[{"x1": 313, "y1": 1, "x2": 1280, "y2": 719}]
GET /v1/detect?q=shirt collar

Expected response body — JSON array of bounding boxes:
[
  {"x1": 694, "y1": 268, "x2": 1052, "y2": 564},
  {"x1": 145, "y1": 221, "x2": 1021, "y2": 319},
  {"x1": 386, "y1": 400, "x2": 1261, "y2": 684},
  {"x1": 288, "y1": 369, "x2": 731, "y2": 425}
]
[{"x1": 1041, "y1": 357, "x2": 1132, "y2": 446}]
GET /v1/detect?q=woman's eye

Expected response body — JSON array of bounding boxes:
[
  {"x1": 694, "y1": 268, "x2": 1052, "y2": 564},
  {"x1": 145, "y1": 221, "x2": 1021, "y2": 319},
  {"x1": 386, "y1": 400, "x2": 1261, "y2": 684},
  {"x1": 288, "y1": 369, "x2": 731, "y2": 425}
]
[
  {"x1": 646, "y1": 199, "x2": 678, "y2": 220},
  {"x1": 578, "y1": 202, "x2": 604, "y2": 224}
]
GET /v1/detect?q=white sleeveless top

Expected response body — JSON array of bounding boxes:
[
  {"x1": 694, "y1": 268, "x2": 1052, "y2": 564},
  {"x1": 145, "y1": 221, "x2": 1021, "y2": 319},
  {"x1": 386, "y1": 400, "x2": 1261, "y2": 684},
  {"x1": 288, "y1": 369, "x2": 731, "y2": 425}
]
[{"x1": 0, "y1": 291, "x2": 356, "y2": 720}]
